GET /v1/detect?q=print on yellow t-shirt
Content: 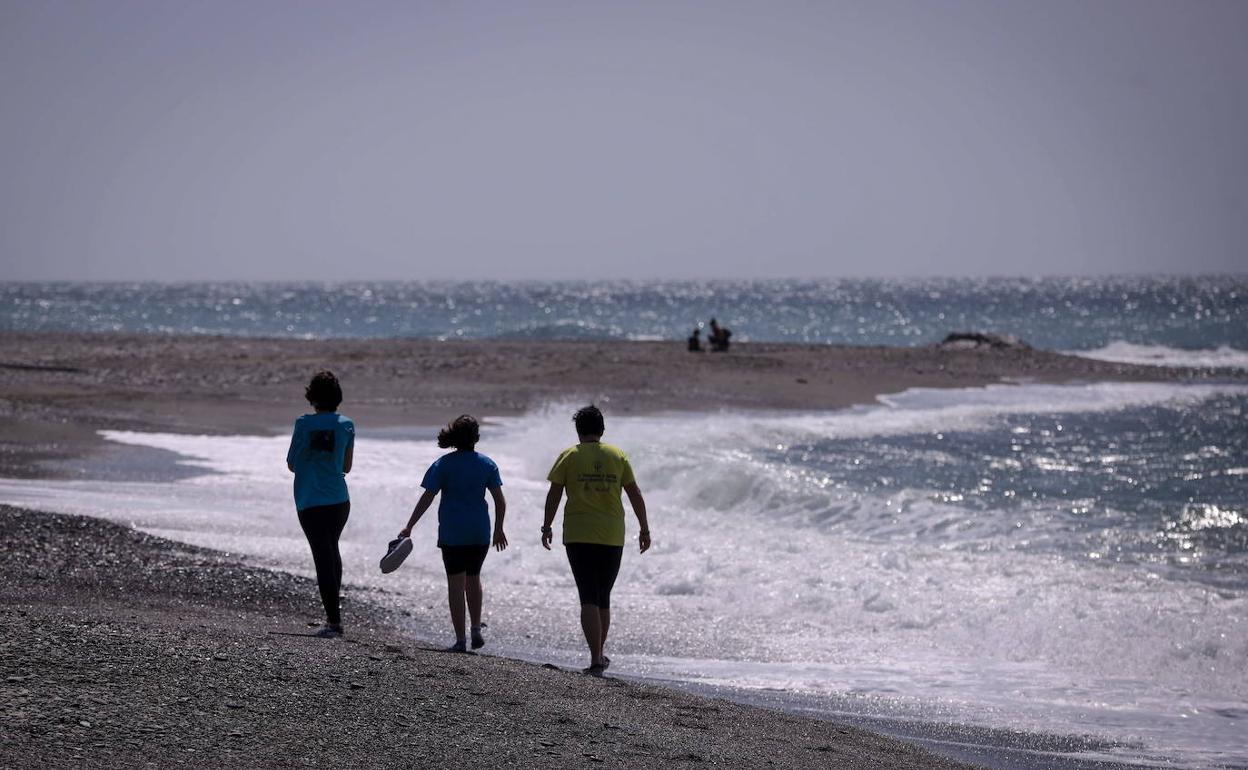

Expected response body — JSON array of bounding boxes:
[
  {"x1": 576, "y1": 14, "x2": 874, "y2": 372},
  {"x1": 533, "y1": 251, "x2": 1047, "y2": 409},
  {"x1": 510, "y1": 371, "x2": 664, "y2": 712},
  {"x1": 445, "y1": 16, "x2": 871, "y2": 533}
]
[{"x1": 547, "y1": 442, "x2": 635, "y2": 546}]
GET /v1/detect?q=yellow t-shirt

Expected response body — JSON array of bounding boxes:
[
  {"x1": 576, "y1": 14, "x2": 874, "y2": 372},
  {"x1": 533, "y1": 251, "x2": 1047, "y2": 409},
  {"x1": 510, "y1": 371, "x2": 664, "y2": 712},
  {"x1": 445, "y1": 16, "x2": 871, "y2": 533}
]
[{"x1": 547, "y1": 442, "x2": 635, "y2": 546}]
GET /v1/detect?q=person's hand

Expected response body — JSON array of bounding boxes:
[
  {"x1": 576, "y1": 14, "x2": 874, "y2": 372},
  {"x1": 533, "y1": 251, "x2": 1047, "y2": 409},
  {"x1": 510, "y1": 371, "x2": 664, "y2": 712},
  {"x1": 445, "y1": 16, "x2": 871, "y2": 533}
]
[
  {"x1": 493, "y1": 528, "x2": 508, "y2": 551},
  {"x1": 398, "y1": 527, "x2": 411, "y2": 539},
  {"x1": 541, "y1": 526, "x2": 553, "y2": 551},
  {"x1": 638, "y1": 529, "x2": 651, "y2": 553}
]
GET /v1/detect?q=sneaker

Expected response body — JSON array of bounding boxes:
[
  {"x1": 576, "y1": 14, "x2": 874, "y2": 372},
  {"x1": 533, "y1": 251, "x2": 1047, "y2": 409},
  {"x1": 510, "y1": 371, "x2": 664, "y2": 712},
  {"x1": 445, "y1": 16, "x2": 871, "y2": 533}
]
[
  {"x1": 380, "y1": 537, "x2": 413, "y2": 574},
  {"x1": 313, "y1": 624, "x2": 343, "y2": 639},
  {"x1": 445, "y1": 639, "x2": 467, "y2": 653},
  {"x1": 471, "y1": 630, "x2": 486, "y2": 649},
  {"x1": 582, "y1": 664, "x2": 606, "y2": 678}
]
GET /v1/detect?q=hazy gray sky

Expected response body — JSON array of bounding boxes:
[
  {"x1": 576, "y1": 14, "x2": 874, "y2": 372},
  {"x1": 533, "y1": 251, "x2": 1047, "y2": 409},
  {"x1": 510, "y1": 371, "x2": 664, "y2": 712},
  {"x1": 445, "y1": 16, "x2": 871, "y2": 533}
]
[{"x1": 2, "y1": 0, "x2": 1245, "y2": 280}]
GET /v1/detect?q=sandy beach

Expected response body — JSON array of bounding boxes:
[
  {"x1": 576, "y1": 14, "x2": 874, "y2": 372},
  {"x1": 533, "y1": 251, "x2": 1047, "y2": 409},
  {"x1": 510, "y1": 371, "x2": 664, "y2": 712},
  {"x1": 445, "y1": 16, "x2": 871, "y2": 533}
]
[{"x1": 2, "y1": 331, "x2": 1245, "y2": 768}]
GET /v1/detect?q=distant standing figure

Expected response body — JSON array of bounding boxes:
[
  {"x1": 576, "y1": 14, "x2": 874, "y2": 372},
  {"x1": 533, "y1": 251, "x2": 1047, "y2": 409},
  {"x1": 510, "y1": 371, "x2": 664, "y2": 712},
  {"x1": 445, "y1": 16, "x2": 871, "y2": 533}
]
[
  {"x1": 286, "y1": 370, "x2": 355, "y2": 638},
  {"x1": 708, "y1": 318, "x2": 733, "y2": 352},
  {"x1": 399, "y1": 415, "x2": 507, "y2": 652},
  {"x1": 687, "y1": 326, "x2": 703, "y2": 352},
  {"x1": 542, "y1": 405, "x2": 651, "y2": 676}
]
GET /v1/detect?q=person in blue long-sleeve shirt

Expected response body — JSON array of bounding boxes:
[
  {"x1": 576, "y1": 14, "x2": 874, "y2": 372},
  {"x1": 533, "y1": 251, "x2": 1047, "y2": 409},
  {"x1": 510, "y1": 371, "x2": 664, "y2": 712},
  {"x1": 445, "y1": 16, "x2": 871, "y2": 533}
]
[{"x1": 286, "y1": 370, "x2": 354, "y2": 638}]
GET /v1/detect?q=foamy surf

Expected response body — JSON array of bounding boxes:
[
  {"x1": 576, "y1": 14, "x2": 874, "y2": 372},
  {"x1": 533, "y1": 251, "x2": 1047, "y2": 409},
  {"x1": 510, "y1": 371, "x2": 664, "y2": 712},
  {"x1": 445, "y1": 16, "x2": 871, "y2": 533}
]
[
  {"x1": 1069, "y1": 342, "x2": 1248, "y2": 370},
  {"x1": 0, "y1": 380, "x2": 1245, "y2": 768}
]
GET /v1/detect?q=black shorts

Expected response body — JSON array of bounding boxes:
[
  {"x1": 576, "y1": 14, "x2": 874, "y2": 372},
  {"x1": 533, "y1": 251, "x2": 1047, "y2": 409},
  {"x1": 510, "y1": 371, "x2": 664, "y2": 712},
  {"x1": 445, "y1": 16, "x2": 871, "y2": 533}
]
[
  {"x1": 440, "y1": 544, "x2": 489, "y2": 576},
  {"x1": 565, "y1": 543, "x2": 624, "y2": 609}
]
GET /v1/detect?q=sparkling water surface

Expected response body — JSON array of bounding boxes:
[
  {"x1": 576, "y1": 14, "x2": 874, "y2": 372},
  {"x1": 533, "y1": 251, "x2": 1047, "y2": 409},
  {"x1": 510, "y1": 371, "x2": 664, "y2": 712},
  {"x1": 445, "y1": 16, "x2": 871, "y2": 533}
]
[
  {"x1": 769, "y1": 389, "x2": 1248, "y2": 586},
  {"x1": 3, "y1": 277, "x2": 1245, "y2": 355}
]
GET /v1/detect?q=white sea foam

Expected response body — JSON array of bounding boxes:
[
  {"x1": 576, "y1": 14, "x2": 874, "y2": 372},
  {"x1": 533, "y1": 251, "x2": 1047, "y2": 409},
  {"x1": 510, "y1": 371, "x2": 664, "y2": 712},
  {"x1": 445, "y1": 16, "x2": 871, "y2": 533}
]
[
  {"x1": 1, "y1": 381, "x2": 1246, "y2": 766},
  {"x1": 1069, "y1": 342, "x2": 1248, "y2": 370}
]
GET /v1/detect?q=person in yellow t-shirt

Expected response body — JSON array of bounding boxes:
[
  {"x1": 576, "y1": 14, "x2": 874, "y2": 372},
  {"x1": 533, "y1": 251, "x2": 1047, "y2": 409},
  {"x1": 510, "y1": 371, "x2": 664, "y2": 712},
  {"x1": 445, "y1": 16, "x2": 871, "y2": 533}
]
[{"x1": 542, "y1": 405, "x2": 651, "y2": 676}]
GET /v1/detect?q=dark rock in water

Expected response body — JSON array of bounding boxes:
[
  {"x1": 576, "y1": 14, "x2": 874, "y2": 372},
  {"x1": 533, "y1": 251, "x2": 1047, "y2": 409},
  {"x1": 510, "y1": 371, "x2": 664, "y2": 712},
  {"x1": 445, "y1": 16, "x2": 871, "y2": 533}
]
[{"x1": 937, "y1": 332, "x2": 1031, "y2": 351}]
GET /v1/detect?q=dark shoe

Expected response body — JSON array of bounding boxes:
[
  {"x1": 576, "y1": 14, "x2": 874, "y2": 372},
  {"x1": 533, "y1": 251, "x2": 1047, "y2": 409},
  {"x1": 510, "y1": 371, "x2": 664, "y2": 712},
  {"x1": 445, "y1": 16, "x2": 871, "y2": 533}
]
[
  {"x1": 380, "y1": 537, "x2": 413, "y2": 574},
  {"x1": 313, "y1": 624, "x2": 343, "y2": 639}
]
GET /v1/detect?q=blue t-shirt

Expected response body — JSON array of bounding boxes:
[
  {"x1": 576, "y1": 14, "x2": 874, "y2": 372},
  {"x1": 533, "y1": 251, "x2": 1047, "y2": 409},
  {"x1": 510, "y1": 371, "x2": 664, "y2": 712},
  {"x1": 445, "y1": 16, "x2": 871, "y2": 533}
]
[
  {"x1": 286, "y1": 412, "x2": 355, "y2": 512},
  {"x1": 421, "y1": 451, "x2": 503, "y2": 546}
]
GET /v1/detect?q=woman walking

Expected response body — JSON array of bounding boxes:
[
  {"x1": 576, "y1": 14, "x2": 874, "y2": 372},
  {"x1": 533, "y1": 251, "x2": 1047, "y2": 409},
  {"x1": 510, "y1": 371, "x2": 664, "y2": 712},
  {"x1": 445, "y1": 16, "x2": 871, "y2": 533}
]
[
  {"x1": 400, "y1": 415, "x2": 508, "y2": 652},
  {"x1": 286, "y1": 370, "x2": 355, "y2": 638},
  {"x1": 542, "y1": 405, "x2": 651, "y2": 676}
]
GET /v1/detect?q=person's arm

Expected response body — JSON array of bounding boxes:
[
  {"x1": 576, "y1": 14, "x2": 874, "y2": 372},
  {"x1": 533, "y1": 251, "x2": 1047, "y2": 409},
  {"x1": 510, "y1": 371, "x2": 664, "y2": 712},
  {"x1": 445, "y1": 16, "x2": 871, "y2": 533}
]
[
  {"x1": 399, "y1": 489, "x2": 437, "y2": 537},
  {"x1": 489, "y1": 485, "x2": 507, "y2": 551},
  {"x1": 542, "y1": 483, "x2": 563, "y2": 550},
  {"x1": 342, "y1": 441, "x2": 353, "y2": 474},
  {"x1": 624, "y1": 481, "x2": 651, "y2": 553}
]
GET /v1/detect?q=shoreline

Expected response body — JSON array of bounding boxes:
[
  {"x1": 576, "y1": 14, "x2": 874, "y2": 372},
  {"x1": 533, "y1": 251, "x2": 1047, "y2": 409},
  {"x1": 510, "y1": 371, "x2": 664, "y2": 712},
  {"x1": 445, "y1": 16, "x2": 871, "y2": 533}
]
[
  {"x1": 0, "y1": 504, "x2": 978, "y2": 769},
  {"x1": 0, "y1": 502, "x2": 1163, "y2": 770},
  {"x1": 3, "y1": 330, "x2": 1243, "y2": 478}
]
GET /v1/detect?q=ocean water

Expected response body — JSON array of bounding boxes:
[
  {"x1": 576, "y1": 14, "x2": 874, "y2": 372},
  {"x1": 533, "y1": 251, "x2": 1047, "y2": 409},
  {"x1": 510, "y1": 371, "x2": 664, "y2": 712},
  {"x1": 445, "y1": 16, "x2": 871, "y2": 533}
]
[
  {"x1": 3, "y1": 277, "x2": 1247, "y2": 366},
  {"x1": 3, "y1": 277, "x2": 1246, "y2": 764},
  {"x1": 1, "y1": 382, "x2": 1245, "y2": 767}
]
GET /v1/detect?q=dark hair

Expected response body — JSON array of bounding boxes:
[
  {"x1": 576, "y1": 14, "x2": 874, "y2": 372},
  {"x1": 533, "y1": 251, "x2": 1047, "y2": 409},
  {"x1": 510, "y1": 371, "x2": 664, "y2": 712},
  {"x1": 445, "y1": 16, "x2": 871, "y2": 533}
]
[
  {"x1": 305, "y1": 370, "x2": 343, "y2": 411},
  {"x1": 573, "y1": 405, "x2": 605, "y2": 436},
  {"x1": 438, "y1": 414, "x2": 480, "y2": 451}
]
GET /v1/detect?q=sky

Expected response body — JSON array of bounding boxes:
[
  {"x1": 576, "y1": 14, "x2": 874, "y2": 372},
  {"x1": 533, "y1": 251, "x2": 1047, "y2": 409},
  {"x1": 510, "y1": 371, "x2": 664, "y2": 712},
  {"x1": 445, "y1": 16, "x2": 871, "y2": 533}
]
[{"x1": 1, "y1": 0, "x2": 1245, "y2": 281}]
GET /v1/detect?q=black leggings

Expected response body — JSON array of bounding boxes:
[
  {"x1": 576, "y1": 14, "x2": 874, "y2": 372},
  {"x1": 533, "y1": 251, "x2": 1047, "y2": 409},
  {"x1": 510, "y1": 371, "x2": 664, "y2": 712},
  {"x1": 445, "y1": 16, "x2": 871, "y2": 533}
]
[
  {"x1": 565, "y1": 543, "x2": 624, "y2": 609},
  {"x1": 298, "y1": 501, "x2": 350, "y2": 625},
  {"x1": 440, "y1": 545, "x2": 489, "y2": 576}
]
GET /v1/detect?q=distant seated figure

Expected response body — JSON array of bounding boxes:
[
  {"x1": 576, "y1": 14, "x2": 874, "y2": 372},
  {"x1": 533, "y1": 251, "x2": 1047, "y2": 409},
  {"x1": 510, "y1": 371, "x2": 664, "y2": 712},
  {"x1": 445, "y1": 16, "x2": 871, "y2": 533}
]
[
  {"x1": 708, "y1": 318, "x2": 732, "y2": 352},
  {"x1": 687, "y1": 327, "x2": 702, "y2": 352}
]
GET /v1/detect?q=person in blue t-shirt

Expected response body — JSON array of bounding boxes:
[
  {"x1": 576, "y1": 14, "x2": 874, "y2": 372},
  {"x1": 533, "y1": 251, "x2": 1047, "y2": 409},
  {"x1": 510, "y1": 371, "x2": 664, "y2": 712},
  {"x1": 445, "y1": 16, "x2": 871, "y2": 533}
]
[
  {"x1": 286, "y1": 370, "x2": 355, "y2": 638},
  {"x1": 399, "y1": 415, "x2": 507, "y2": 652}
]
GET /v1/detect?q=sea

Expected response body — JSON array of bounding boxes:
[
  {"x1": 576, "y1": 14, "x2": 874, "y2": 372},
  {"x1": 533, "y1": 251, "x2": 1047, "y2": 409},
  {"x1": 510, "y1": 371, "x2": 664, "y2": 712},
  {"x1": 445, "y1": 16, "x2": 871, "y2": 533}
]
[{"x1": 1, "y1": 277, "x2": 1246, "y2": 768}]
